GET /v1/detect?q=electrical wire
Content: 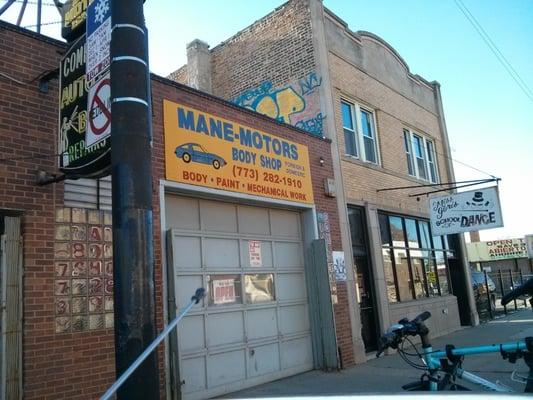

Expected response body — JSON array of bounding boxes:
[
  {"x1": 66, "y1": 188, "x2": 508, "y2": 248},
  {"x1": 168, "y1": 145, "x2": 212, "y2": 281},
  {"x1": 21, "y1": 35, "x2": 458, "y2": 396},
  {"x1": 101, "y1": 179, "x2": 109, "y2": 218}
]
[
  {"x1": 1, "y1": 0, "x2": 58, "y2": 5},
  {"x1": 22, "y1": 19, "x2": 61, "y2": 28},
  {"x1": 454, "y1": 0, "x2": 533, "y2": 103}
]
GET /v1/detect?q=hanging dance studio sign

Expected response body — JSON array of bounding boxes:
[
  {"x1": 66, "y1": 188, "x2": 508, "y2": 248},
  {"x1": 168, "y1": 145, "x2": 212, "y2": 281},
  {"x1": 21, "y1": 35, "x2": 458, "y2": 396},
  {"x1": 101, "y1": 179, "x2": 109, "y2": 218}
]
[{"x1": 429, "y1": 186, "x2": 503, "y2": 235}]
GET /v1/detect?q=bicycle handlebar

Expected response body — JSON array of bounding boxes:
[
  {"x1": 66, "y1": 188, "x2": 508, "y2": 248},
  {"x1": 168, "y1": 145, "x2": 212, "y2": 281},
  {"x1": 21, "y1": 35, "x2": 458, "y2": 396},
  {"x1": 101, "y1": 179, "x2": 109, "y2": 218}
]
[
  {"x1": 502, "y1": 277, "x2": 533, "y2": 306},
  {"x1": 377, "y1": 311, "x2": 432, "y2": 357}
]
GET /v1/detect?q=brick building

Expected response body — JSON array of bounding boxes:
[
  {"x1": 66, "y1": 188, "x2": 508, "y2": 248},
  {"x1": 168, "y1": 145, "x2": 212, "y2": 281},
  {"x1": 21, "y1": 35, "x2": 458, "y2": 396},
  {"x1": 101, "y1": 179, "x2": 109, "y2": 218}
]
[
  {"x1": 1, "y1": 20, "x2": 349, "y2": 400},
  {"x1": 169, "y1": 0, "x2": 478, "y2": 363}
]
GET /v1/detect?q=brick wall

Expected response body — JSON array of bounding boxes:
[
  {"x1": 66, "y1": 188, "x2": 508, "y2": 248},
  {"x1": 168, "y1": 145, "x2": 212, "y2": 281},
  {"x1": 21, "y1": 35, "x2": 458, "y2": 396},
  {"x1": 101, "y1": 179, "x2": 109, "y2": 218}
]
[
  {"x1": 329, "y1": 52, "x2": 450, "y2": 215},
  {"x1": 167, "y1": 64, "x2": 187, "y2": 85},
  {"x1": 0, "y1": 23, "x2": 116, "y2": 400},
  {"x1": 0, "y1": 20, "x2": 353, "y2": 400}
]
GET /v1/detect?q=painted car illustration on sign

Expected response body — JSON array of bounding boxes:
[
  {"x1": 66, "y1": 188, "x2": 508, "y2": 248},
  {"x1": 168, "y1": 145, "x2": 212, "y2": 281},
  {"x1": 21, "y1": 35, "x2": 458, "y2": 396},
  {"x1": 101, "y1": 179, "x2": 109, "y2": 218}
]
[{"x1": 174, "y1": 142, "x2": 227, "y2": 170}]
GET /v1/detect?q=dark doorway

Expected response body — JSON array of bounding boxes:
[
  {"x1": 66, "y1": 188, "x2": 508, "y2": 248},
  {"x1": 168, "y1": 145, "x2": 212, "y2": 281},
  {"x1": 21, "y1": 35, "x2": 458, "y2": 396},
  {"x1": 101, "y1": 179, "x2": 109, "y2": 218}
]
[{"x1": 348, "y1": 206, "x2": 379, "y2": 352}]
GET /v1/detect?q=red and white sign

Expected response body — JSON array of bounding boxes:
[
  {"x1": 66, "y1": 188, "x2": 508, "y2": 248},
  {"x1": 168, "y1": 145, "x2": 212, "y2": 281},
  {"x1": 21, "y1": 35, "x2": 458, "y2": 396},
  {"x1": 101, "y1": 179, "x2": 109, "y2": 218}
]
[
  {"x1": 248, "y1": 240, "x2": 262, "y2": 267},
  {"x1": 212, "y1": 279, "x2": 236, "y2": 304},
  {"x1": 86, "y1": 73, "x2": 111, "y2": 146}
]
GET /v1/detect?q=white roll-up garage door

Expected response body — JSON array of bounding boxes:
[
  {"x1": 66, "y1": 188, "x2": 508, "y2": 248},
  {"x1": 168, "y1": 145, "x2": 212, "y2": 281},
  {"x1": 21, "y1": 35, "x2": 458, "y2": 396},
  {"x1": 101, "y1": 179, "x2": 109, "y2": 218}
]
[{"x1": 165, "y1": 195, "x2": 313, "y2": 399}]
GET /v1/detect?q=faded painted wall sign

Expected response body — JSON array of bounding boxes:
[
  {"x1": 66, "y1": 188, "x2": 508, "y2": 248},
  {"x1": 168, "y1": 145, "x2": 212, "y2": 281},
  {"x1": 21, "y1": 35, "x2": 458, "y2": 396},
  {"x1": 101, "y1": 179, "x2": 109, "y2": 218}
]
[
  {"x1": 54, "y1": 208, "x2": 114, "y2": 333},
  {"x1": 233, "y1": 72, "x2": 324, "y2": 136},
  {"x1": 164, "y1": 101, "x2": 314, "y2": 204},
  {"x1": 58, "y1": 35, "x2": 110, "y2": 176},
  {"x1": 248, "y1": 240, "x2": 262, "y2": 267},
  {"x1": 429, "y1": 187, "x2": 503, "y2": 235}
]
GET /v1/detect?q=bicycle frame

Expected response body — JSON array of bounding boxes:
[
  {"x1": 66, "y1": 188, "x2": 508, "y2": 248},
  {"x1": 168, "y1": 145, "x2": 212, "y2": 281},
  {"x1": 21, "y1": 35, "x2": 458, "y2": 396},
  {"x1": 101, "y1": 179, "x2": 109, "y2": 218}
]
[{"x1": 421, "y1": 341, "x2": 528, "y2": 392}]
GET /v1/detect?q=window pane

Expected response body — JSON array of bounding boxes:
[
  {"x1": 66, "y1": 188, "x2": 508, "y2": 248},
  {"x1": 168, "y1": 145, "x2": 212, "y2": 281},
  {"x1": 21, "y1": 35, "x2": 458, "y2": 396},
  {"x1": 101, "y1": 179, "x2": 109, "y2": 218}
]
[
  {"x1": 410, "y1": 257, "x2": 426, "y2": 298},
  {"x1": 419, "y1": 221, "x2": 431, "y2": 248},
  {"x1": 404, "y1": 131, "x2": 414, "y2": 175},
  {"x1": 413, "y1": 135, "x2": 424, "y2": 157},
  {"x1": 432, "y1": 235, "x2": 444, "y2": 250},
  {"x1": 245, "y1": 274, "x2": 275, "y2": 303},
  {"x1": 404, "y1": 219, "x2": 419, "y2": 248},
  {"x1": 360, "y1": 109, "x2": 373, "y2": 138},
  {"x1": 382, "y1": 249, "x2": 397, "y2": 303},
  {"x1": 426, "y1": 141, "x2": 434, "y2": 162},
  {"x1": 341, "y1": 102, "x2": 353, "y2": 130},
  {"x1": 428, "y1": 159, "x2": 437, "y2": 183},
  {"x1": 364, "y1": 136, "x2": 377, "y2": 163},
  {"x1": 425, "y1": 257, "x2": 439, "y2": 296},
  {"x1": 379, "y1": 214, "x2": 391, "y2": 246},
  {"x1": 344, "y1": 128, "x2": 357, "y2": 156},
  {"x1": 436, "y1": 251, "x2": 450, "y2": 295},
  {"x1": 389, "y1": 216, "x2": 405, "y2": 247},
  {"x1": 393, "y1": 249, "x2": 413, "y2": 301},
  {"x1": 208, "y1": 275, "x2": 242, "y2": 306},
  {"x1": 416, "y1": 157, "x2": 427, "y2": 180}
]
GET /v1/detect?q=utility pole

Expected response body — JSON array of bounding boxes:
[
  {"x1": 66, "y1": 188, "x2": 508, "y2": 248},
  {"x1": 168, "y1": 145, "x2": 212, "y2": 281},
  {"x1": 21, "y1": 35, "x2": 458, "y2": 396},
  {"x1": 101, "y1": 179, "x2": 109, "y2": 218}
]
[{"x1": 110, "y1": 0, "x2": 159, "y2": 398}]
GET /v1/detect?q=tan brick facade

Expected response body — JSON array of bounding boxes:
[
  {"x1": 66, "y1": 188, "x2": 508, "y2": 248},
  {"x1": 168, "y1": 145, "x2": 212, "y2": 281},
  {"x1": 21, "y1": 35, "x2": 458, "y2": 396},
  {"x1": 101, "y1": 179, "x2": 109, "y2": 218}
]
[{"x1": 169, "y1": 0, "x2": 469, "y2": 364}]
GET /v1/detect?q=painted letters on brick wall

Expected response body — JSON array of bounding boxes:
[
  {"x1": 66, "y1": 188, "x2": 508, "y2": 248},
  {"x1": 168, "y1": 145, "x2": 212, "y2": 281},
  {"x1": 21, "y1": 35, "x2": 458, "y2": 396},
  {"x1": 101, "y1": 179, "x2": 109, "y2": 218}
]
[
  {"x1": 233, "y1": 72, "x2": 324, "y2": 136},
  {"x1": 164, "y1": 101, "x2": 314, "y2": 204}
]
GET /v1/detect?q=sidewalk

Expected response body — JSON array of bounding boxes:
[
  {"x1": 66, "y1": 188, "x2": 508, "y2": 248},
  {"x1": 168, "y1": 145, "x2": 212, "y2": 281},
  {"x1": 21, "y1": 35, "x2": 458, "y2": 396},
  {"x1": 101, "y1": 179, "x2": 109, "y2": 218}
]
[{"x1": 223, "y1": 309, "x2": 533, "y2": 397}]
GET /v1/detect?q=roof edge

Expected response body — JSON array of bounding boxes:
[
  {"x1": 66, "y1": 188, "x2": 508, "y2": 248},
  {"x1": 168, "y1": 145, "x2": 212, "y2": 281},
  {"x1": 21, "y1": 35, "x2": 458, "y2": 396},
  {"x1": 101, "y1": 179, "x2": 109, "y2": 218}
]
[{"x1": 0, "y1": 20, "x2": 66, "y2": 49}]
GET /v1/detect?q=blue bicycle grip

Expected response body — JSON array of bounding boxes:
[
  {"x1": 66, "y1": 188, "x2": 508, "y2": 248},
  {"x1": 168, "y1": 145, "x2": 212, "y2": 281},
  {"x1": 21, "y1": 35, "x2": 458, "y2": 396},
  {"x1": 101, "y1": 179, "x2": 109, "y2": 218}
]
[{"x1": 192, "y1": 288, "x2": 206, "y2": 304}]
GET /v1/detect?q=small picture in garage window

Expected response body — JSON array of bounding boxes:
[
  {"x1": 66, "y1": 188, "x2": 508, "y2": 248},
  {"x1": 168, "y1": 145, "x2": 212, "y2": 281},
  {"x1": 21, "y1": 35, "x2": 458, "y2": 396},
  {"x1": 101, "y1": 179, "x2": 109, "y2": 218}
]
[
  {"x1": 208, "y1": 275, "x2": 242, "y2": 306},
  {"x1": 245, "y1": 274, "x2": 275, "y2": 304}
]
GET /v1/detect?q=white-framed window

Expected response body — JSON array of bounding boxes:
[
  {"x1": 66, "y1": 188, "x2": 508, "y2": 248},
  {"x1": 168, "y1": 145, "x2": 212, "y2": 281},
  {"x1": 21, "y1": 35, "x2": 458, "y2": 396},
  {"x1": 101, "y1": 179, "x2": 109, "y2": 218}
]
[
  {"x1": 403, "y1": 129, "x2": 439, "y2": 183},
  {"x1": 341, "y1": 100, "x2": 379, "y2": 164}
]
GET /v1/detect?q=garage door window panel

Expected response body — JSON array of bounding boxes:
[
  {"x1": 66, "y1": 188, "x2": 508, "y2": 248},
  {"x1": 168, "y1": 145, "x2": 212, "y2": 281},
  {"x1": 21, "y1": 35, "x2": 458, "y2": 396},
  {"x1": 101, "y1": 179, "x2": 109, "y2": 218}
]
[
  {"x1": 245, "y1": 274, "x2": 275, "y2": 303},
  {"x1": 208, "y1": 275, "x2": 242, "y2": 306}
]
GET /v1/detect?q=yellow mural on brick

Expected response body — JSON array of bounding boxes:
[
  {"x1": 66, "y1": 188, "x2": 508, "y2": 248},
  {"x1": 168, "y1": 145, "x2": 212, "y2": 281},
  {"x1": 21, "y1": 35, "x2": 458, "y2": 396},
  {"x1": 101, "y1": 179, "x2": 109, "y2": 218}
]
[{"x1": 233, "y1": 72, "x2": 324, "y2": 135}]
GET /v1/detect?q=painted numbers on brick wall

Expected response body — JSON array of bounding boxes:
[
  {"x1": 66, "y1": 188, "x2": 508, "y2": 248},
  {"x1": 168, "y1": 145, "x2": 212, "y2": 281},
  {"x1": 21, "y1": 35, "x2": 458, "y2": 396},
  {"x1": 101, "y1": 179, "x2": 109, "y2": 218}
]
[
  {"x1": 233, "y1": 72, "x2": 324, "y2": 136},
  {"x1": 54, "y1": 207, "x2": 113, "y2": 333}
]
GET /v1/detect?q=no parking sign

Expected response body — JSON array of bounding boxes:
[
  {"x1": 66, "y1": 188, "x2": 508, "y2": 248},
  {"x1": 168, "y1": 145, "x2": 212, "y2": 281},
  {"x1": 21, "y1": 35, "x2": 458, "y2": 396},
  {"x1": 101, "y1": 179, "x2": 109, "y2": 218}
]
[{"x1": 86, "y1": 73, "x2": 111, "y2": 147}]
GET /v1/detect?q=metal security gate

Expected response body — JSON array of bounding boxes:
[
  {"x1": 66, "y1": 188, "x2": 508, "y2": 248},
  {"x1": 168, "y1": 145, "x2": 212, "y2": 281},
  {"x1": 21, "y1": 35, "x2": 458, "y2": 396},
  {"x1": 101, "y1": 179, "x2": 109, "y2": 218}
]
[
  {"x1": 165, "y1": 195, "x2": 313, "y2": 400},
  {"x1": 1, "y1": 216, "x2": 23, "y2": 400}
]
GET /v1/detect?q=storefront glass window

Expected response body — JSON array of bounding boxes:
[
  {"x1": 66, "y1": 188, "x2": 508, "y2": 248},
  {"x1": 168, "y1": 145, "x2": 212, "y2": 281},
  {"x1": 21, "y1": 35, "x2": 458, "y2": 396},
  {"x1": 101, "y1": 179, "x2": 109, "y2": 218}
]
[
  {"x1": 410, "y1": 256, "x2": 426, "y2": 298},
  {"x1": 405, "y1": 218, "x2": 419, "y2": 248},
  {"x1": 436, "y1": 251, "x2": 450, "y2": 295},
  {"x1": 389, "y1": 216, "x2": 405, "y2": 247},
  {"x1": 393, "y1": 249, "x2": 413, "y2": 301},
  {"x1": 382, "y1": 249, "x2": 397, "y2": 303},
  {"x1": 379, "y1": 213, "x2": 452, "y2": 303}
]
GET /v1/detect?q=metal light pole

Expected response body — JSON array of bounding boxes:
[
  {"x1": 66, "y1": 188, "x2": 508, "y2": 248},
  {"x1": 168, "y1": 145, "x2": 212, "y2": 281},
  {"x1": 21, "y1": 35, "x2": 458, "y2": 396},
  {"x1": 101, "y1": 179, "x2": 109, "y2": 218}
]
[{"x1": 110, "y1": 0, "x2": 159, "y2": 398}]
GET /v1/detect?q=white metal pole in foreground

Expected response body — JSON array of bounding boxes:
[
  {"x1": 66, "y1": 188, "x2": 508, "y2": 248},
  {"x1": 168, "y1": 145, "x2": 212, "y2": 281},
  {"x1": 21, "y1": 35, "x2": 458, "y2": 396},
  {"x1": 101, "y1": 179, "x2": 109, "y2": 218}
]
[{"x1": 100, "y1": 288, "x2": 205, "y2": 400}]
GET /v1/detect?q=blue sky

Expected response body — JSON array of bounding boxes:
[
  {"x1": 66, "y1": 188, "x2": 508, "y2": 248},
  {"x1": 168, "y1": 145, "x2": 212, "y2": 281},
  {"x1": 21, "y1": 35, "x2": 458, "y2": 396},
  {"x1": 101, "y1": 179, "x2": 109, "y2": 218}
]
[{"x1": 1, "y1": 0, "x2": 532, "y2": 240}]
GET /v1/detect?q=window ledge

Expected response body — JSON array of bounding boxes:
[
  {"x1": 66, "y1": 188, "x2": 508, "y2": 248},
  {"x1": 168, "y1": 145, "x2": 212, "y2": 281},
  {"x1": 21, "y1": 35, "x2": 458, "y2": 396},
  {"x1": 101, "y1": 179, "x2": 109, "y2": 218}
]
[
  {"x1": 341, "y1": 154, "x2": 382, "y2": 170},
  {"x1": 389, "y1": 294, "x2": 457, "y2": 308}
]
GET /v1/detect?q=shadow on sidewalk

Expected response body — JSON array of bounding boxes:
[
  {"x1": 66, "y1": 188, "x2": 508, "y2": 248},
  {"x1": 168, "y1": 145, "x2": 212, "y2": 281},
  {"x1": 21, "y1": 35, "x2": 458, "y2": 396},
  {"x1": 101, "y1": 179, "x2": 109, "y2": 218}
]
[{"x1": 222, "y1": 309, "x2": 533, "y2": 397}]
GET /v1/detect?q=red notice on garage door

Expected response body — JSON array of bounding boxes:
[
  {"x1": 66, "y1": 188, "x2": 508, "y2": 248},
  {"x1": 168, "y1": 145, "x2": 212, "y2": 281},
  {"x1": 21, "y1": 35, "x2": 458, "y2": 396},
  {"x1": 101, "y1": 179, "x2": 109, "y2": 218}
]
[{"x1": 212, "y1": 279, "x2": 236, "y2": 304}]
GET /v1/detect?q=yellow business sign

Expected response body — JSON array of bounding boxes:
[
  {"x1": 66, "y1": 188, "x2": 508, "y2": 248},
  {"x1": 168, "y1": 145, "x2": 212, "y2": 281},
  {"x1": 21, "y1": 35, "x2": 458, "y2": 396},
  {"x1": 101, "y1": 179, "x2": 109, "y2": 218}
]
[{"x1": 164, "y1": 100, "x2": 314, "y2": 204}]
